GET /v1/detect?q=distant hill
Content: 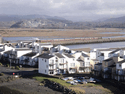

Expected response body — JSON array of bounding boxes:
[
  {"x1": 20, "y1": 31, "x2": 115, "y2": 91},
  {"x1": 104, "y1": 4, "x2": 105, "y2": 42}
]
[
  {"x1": 2, "y1": 14, "x2": 125, "y2": 29},
  {"x1": 104, "y1": 16, "x2": 125, "y2": 23},
  {"x1": 0, "y1": 14, "x2": 66, "y2": 22}
]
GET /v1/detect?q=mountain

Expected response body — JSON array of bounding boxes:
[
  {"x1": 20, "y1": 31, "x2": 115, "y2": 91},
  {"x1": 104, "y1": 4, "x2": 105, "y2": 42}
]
[
  {"x1": 0, "y1": 14, "x2": 66, "y2": 22},
  {"x1": 104, "y1": 16, "x2": 125, "y2": 23},
  {"x1": 10, "y1": 18, "x2": 73, "y2": 28}
]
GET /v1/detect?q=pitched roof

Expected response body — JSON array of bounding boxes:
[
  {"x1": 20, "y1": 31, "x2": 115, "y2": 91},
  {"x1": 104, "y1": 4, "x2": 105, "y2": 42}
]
[
  {"x1": 15, "y1": 48, "x2": 31, "y2": 51},
  {"x1": 82, "y1": 53, "x2": 89, "y2": 57},
  {"x1": 117, "y1": 59, "x2": 125, "y2": 64},
  {"x1": 55, "y1": 53, "x2": 65, "y2": 58},
  {"x1": 64, "y1": 54, "x2": 74, "y2": 58},
  {"x1": 23, "y1": 52, "x2": 37, "y2": 57},
  {"x1": 91, "y1": 59, "x2": 99, "y2": 62},
  {"x1": 4, "y1": 50, "x2": 11, "y2": 54},
  {"x1": 109, "y1": 64, "x2": 116, "y2": 67},
  {"x1": 37, "y1": 53, "x2": 54, "y2": 59},
  {"x1": 104, "y1": 58, "x2": 112, "y2": 61},
  {"x1": 109, "y1": 49, "x2": 120, "y2": 54}
]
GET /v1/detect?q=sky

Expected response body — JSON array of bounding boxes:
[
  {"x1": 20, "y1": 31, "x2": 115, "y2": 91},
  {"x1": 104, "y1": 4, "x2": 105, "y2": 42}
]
[{"x1": 0, "y1": 0, "x2": 125, "y2": 21}]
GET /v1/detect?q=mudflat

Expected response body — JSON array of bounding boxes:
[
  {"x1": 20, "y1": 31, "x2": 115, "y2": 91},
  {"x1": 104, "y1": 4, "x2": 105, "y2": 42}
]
[{"x1": 0, "y1": 28, "x2": 124, "y2": 37}]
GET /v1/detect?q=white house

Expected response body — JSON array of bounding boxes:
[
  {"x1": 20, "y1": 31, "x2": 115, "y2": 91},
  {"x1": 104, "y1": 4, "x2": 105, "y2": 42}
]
[
  {"x1": 50, "y1": 45, "x2": 71, "y2": 54},
  {"x1": 109, "y1": 49, "x2": 120, "y2": 58},
  {"x1": 38, "y1": 53, "x2": 56, "y2": 75},
  {"x1": 55, "y1": 53, "x2": 67, "y2": 74},
  {"x1": 17, "y1": 41, "x2": 32, "y2": 48},
  {"x1": 116, "y1": 59, "x2": 125, "y2": 81},
  {"x1": 9, "y1": 48, "x2": 32, "y2": 64},
  {"x1": 63, "y1": 53, "x2": 77, "y2": 74},
  {"x1": 21, "y1": 52, "x2": 39, "y2": 66}
]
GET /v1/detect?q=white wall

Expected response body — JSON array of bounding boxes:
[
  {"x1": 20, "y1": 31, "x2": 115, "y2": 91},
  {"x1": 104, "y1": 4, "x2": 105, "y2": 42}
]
[
  {"x1": 17, "y1": 50, "x2": 32, "y2": 58},
  {"x1": 90, "y1": 51, "x2": 96, "y2": 59}
]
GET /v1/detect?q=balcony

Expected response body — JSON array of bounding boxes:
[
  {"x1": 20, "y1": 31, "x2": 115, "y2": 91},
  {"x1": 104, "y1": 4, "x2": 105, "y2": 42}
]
[
  {"x1": 59, "y1": 62, "x2": 67, "y2": 65},
  {"x1": 49, "y1": 68, "x2": 56, "y2": 71},
  {"x1": 49, "y1": 62, "x2": 55, "y2": 66}
]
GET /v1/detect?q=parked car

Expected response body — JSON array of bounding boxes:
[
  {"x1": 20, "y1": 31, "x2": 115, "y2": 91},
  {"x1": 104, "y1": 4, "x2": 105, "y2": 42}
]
[
  {"x1": 89, "y1": 77, "x2": 96, "y2": 83},
  {"x1": 76, "y1": 79, "x2": 82, "y2": 83},
  {"x1": 81, "y1": 80, "x2": 87, "y2": 84},
  {"x1": 62, "y1": 77, "x2": 69, "y2": 81},
  {"x1": 94, "y1": 78, "x2": 102, "y2": 83},
  {"x1": 66, "y1": 81, "x2": 77, "y2": 85},
  {"x1": 73, "y1": 80, "x2": 78, "y2": 83},
  {"x1": 77, "y1": 77, "x2": 84, "y2": 80},
  {"x1": 68, "y1": 77, "x2": 74, "y2": 80}
]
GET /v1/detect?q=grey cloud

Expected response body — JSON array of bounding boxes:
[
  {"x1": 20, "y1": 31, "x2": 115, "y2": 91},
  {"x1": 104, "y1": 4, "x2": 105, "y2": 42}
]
[{"x1": 0, "y1": 0, "x2": 125, "y2": 21}]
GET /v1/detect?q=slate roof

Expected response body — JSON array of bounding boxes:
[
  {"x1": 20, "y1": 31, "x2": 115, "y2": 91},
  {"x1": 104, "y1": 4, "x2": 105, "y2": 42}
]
[
  {"x1": 91, "y1": 59, "x2": 99, "y2": 62},
  {"x1": 64, "y1": 54, "x2": 74, "y2": 58},
  {"x1": 109, "y1": 64, "x2": 116, "y2": 67},
  {"x1": 117, "y1": 59, "x2": 125, "y2": 64},
  {"x1": 109, "y1": 49, "x2": 120, "y2": 54},
  {"x1": 104, "y1": 58, "x2": 112, "y2": 61},
  {"x1": 55, "y1": 53, "x2": 65, "y2": 58},
  {"x1": 4, "y1": 50, "x2": 11, "y2": 54},
  {"x1": 23, "y1": 52, "x2": 37, "y2": 57},
  {"x1": 15, "y1": 48, "x2": 31, "y2": 51},
  {"x1": 82, "y1": 53, "x2": 89, "y2": 57},
  {"x1": 37, "y1": 53, "x2": 54, "y2": 59}
]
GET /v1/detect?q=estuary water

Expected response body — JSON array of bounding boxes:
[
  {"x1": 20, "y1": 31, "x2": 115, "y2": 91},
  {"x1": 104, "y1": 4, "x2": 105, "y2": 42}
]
[{"x1": 3, "y1": 36, "x2": 125, "y2": 49}]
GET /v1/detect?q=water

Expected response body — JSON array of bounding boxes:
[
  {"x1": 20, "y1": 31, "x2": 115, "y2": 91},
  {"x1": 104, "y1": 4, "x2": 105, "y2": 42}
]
[
  {"x1": 100, "y1": 32, "x2": 125, "y2": 34},
  {"x1": 103, "y1": 35, "x2": 125, "y2": 39},
  {"x1": 66, "y1": 41, "x2": 125, "y2": 49},
  {"x1": 3, "y1": 36, "x2": 125, "y2": 50}
]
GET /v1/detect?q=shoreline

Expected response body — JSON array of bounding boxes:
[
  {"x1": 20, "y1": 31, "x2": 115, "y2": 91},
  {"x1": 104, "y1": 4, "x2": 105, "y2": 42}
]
[{"x1": 53, "y1": 38, "x2": 125, "y2": 46}]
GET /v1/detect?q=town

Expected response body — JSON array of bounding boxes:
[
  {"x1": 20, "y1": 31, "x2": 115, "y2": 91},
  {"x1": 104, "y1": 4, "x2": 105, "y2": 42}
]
[{"x1": 0, "y1": 36, "x2": 125, "y2": 82}]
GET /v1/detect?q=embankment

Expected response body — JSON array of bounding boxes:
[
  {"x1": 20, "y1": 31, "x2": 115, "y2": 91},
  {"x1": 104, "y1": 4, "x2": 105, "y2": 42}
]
[{"x1": 53, "y1": 38, "x2": 125, "y2": 46}]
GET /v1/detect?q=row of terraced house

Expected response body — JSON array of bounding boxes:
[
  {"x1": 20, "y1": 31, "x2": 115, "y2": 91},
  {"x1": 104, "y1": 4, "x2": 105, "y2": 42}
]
[
  {"x1": 0, "y1": 41, "x2": 91, "y2": 75},
  {"x1": 91, "y1": 48, "x2": 125, "y2": 81},
  {"x1": 1, "y1": 40, "x2": 125, "y2": 81}
]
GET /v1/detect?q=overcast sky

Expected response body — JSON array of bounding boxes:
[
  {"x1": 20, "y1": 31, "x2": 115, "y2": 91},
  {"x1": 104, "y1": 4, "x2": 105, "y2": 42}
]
[{"x1": 0, "y1": 0, "x2": 125, "y2": 21}]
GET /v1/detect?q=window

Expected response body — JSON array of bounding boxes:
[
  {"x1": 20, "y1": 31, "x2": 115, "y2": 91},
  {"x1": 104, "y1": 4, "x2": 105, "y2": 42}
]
[
  {"x1": 46, "y1": 65, "x2": 48, "y2": 68},
  {"x1": 45, "y1": 70, "x2": 46, "y2": 73},
  {"x1": 119, "y1": 64, "x2": 121, "y2": 67},
  {"x1": 87, "y1": 58, "x2": 89, "y2": 60},
  {"x1": 70, "y1": 63, "x2": 75, "y2": 67},
  {"x1": 45, "y1": 59, "x2": 46, "y2": 62},
  {"x1": 50, "y1": 71, "x2": 53, "y2": 74}
]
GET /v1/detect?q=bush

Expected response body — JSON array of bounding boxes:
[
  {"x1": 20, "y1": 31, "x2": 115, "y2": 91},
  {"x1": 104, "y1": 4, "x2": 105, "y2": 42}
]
[
  {"x1": 0, "y1": 62, "x2": 2, "y2": 65},
  {"x1": 15, "y1": 66, "x2": 20, "y2": 70},
  {"x1": 6, "y1": 64, "x2": 9, "y2": 67},
  {"x1": 0, "y1": 73, "x2": 4, "y2": 76},
  {"x1": 11, "y1": 67, "x2": 15, "y2": 69}
]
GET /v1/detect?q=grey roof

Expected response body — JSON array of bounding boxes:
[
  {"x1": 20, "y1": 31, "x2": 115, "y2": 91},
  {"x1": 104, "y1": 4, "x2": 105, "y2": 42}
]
[
  {"x1": 4, "y1": 50, "x2": 11, "y2": 54},
  {"x1": 104, "y1": 58, "x2": 112, "y2": 61},
  {"x1": 64, "y1": 54, "x2": 74, "y2": 58},
  {"x1": 117, "y1": 59, "x2": 125, "y2": 64},
  {"x1": 109, "y1": 64, "x2": 116, "y2": 67},
  {"x1": 91, "y1": 59, "x2": 99, "y2": 62},
  {"x1": 23, "y1": 52, "x2": 37, "y2": 57},
  {"x1": 0, "y1": 45, "x2": 3, "y2": 47},
  {"x1": 82, "y1": 53, "x2": 89, "y2": 57},
  {"x1": 98, "y1": 48, "x2": 114, "y2": 51},
  {"x1": 55, "y1": 53, "x2": 65, "y2": 58},
  {"x1": 109, "y1": 49, "x2": 120, "y2": 54},
  {"x1": 37, "y1": 53, "x2": 54, "y2": 59},
  {"x1": 0, "y1": 50, "x2": 4, "y2": 52},
  {"x1": 15, "y1": 48, "x2": 31, "y2": 51}
]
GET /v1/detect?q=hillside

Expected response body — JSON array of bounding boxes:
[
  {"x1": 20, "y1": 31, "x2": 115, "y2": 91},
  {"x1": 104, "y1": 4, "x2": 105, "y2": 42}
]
[{"x1": 104, "y1": 16, "x2": 125, "y2": 23}]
